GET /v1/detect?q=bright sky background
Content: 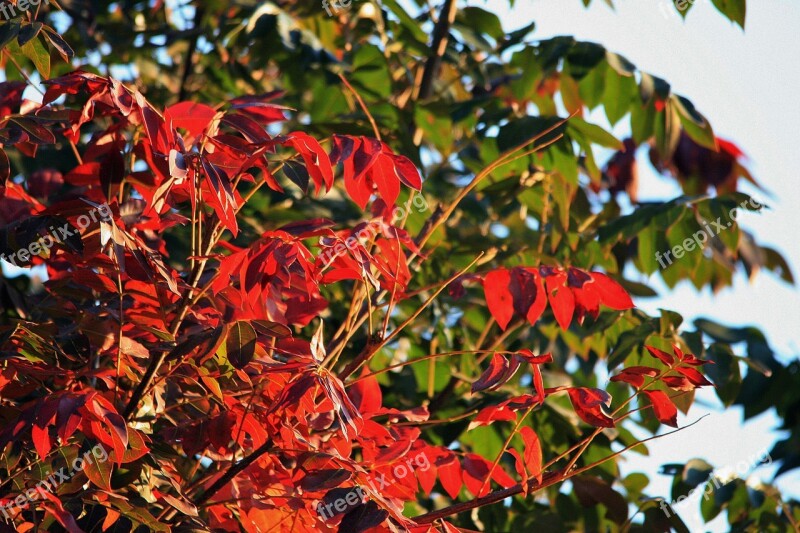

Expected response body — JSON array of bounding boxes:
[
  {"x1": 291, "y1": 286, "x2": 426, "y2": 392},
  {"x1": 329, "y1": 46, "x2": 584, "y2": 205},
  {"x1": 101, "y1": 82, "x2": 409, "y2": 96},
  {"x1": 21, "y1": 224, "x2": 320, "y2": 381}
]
[{"x1": 479, "y1": 0, "x2": 800, "y2": 529}]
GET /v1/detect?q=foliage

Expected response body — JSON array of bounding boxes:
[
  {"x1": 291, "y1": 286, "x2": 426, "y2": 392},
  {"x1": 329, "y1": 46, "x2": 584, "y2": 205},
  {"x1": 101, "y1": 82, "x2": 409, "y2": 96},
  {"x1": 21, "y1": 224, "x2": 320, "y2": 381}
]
[{"x1": 0, "y1": 0, "x2": 798, "y2": 531}]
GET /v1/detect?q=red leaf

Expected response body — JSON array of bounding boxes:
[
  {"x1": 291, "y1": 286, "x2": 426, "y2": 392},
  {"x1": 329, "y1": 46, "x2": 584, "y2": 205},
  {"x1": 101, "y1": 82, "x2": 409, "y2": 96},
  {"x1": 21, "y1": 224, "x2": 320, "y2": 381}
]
[
  {"x1": 676, "y1": 366, "x2": 713, "y2": 387},
  {"x1": 90, "y1": 395, "x2": 128, "y2": 466},
  {"x1": 416, "y1": 455, "x2": 438, "y2": 495},
  {"x1": 515, "y1": 349, "x2": 553, "y2": 365},
  {"x1": 332, "y1": 135, "x2": 379, "y2": 208},
  {"x1": 283, "y1": 131, "x2": 334, "y2": 194},
  {"x1": 641, "y1": 390, "x2": 678, "y2": 427},
  {"x1": 470, "y1": 403, "x2": 519, "y2": 428},
  {"x1": 462, "y1": 454, "x2": 492, "y2": 497},
  {"x1": 437, "y1": 455, "x2": 462, "y2": 499},
  {"x1": 546, "y1": 273, "x2": 575, "y2": 330},
  {"x1": 567, "y1": 387, "x2": 615, "y2": 428},
  {"x1": 164, "y1": 101, "x2": 218, "y2": 141},
  {"x1": 524, "y1": 269, "x2": 548, "y2": 324},
  {"x1": 483, "y1": 269, "x2": 513, "y2": 330},
  {"x1": 389, "y1": 153, "x2": 422, "y2": 190},
  {"x1": 645, "y1": 345, "x2": 675, "y2": 366},
  {"x1": 609, "y1": 366, "x2": 659, "y2": 389},
  {"x1": 471, "y1": 353, "x2": 520, "y2": 393},
  {"x1": 590, "y1": 272, "x2": 634, "y2": 310},
  {"x1": 41, "y1": 491, "x2": 84, "y2": 533},
  {"x1": 348, "y1": 368, "x2": 383, "y2": 415},
  {"x1": 32, "y1": 423, "x2": 51, "y2": 459},
  {"x1": 520, "y1": 426, "x2": 542, "y2": 484},
  {"x1": 371, "y1": 152, "x2": 402, "y2": 206},
  {"x1": 508, "y1": 448, "x2": 527, "y2": 489},
  {"x1": 662, "y1": 375, "x2": 695, "y2": 391}
]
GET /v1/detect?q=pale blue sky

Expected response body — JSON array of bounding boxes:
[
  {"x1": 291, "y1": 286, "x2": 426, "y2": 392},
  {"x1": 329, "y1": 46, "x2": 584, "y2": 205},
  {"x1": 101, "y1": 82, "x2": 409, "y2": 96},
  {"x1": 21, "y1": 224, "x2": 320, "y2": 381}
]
[{"x1": 481, "y1": 0, "x2": 800, "y2": 529}]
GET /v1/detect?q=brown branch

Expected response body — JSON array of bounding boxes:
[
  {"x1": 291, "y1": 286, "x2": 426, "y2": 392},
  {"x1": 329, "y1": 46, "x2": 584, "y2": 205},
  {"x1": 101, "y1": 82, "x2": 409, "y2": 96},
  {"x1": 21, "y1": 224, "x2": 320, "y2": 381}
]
[
  {"x1": 417, "y1": 0, "x2": 458, "y2": 101},
  {"x1": 192, "y1": 439, "x2": 274, "y2": 507},
  {"x1": 177, "y1": 6, "x2": 204, "y2": 102}
]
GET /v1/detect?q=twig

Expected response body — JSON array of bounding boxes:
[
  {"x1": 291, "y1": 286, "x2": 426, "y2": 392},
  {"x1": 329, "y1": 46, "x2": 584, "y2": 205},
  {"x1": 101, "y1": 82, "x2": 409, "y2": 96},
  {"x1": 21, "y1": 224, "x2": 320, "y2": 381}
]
[
  {"x1": 412, "y1": 416, "x2": 707, "y2": 524},
  {"x1": 336, "y1": 253, "x2": 484, "y2": 380},
  {"x1": 338, "y1": 73, "x2": 381, "y2": 141}
]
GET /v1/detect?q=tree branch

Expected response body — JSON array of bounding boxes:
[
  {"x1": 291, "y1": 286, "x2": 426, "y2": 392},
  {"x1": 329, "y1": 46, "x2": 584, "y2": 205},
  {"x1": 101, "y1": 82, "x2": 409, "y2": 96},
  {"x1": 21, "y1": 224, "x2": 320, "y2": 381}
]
[
  {"x1": 417, "y1": 0, "x2": 458, "y2": 101},
  {"x1": 177, "y1": 6, "x2": 204, "y2": 102}
]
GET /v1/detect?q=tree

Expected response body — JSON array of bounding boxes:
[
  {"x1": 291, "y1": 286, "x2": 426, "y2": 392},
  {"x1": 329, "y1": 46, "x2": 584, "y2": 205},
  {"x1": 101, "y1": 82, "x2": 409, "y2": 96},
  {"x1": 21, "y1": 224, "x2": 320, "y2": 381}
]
[{"x1": 0, "y1": 0, "x2": 797, "y2": 531}]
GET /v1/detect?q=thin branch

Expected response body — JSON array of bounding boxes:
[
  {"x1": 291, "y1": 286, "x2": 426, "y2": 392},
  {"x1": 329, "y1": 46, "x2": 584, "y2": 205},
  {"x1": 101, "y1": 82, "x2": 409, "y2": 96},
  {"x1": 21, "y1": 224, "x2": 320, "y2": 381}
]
[
  {"x1": 417, "y1": 0, "x2": 458, "y2": 101},
  {"x1": 192, "y1": 439, "x2": 274, "y2": 507},
  {"x1": 336, "y1": 253, "x2": 484, "y2": 380},
  {"x1": 338, "y1": 73, "x2": 381, "y2": 141},
  {"x1": 412, "y1": 416, "x2": 708, "y2": 525}
]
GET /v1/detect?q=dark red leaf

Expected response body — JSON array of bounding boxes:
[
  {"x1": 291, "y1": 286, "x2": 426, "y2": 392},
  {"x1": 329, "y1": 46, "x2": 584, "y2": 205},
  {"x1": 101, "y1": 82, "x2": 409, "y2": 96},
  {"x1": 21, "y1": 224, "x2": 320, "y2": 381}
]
[
  {"x1": 471, "y1": 353, "x2": 520, "y2": 393},
  {"x1": 662, "y1": 375, "x2": 695, "y2": 391},
  {"x1": 227, "y1": 321, "x2": 257, "y2": 369},
  {"x1": 609, "y1": 366, "x2": 659, "y2": 389},
  {"x1": 567, "y1": 387, "x2": 615, "y2": 428},
  {"x1": 520, "y1": 426, "x2": 542, "y2": 484},
  {"x1": 299, "y1": 469, "x2": 352, "y2": 491}
]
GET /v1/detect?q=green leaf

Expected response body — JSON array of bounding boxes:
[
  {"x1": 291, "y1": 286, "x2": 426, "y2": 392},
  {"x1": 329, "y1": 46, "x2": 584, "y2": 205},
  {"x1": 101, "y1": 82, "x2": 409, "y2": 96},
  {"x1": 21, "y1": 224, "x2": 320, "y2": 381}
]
[
  {"x1": 457, "y1": 7, "x2": 504, "y2": 40},
  {"x1": 381, "y1": 0, "x2": 428, "y2": 44},
  {"x1": 496, "y1": 115, "x2": 565, "y2": 153},
  {"x1": 608, "y1": 322, "x2": 656, "y2": 370},
  {"x1": 711, "y1": 0, "x2": 746, "y2": 28},
  {"x1": 567, "y1": 117, "x2": 622, "y2": 150},
  {"x1": 639, "y1": 73, "x2": 670, "y2": 104},
  {"x1": 20, "y1": 36, "x2": 50, "y2": 79},
  {"x1": 603, "y1": 68, "x2": 635, "y2": 126},
  {"x1": 673, "y1": 95, "x2": 715, "y2": 149},
  {"x1": 636, "y1": 223, "x2": 659, "y2": 275},
  {"x1": 565, "y1": 41, "x2": 606, "y2": 80},
  {"x1": 606, "y1": 51, "x2": 636, "y2": 76},
  {"x1": 630, "y1": 99, "x2": 656, "y2": 145}
]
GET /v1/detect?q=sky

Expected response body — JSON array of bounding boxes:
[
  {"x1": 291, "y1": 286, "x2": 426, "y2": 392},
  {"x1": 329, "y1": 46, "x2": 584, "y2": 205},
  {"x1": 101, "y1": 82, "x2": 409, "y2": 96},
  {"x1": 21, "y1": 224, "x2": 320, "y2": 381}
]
[{"x1": 477, "y1": 0, "x2": 800, "y2": 529}]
